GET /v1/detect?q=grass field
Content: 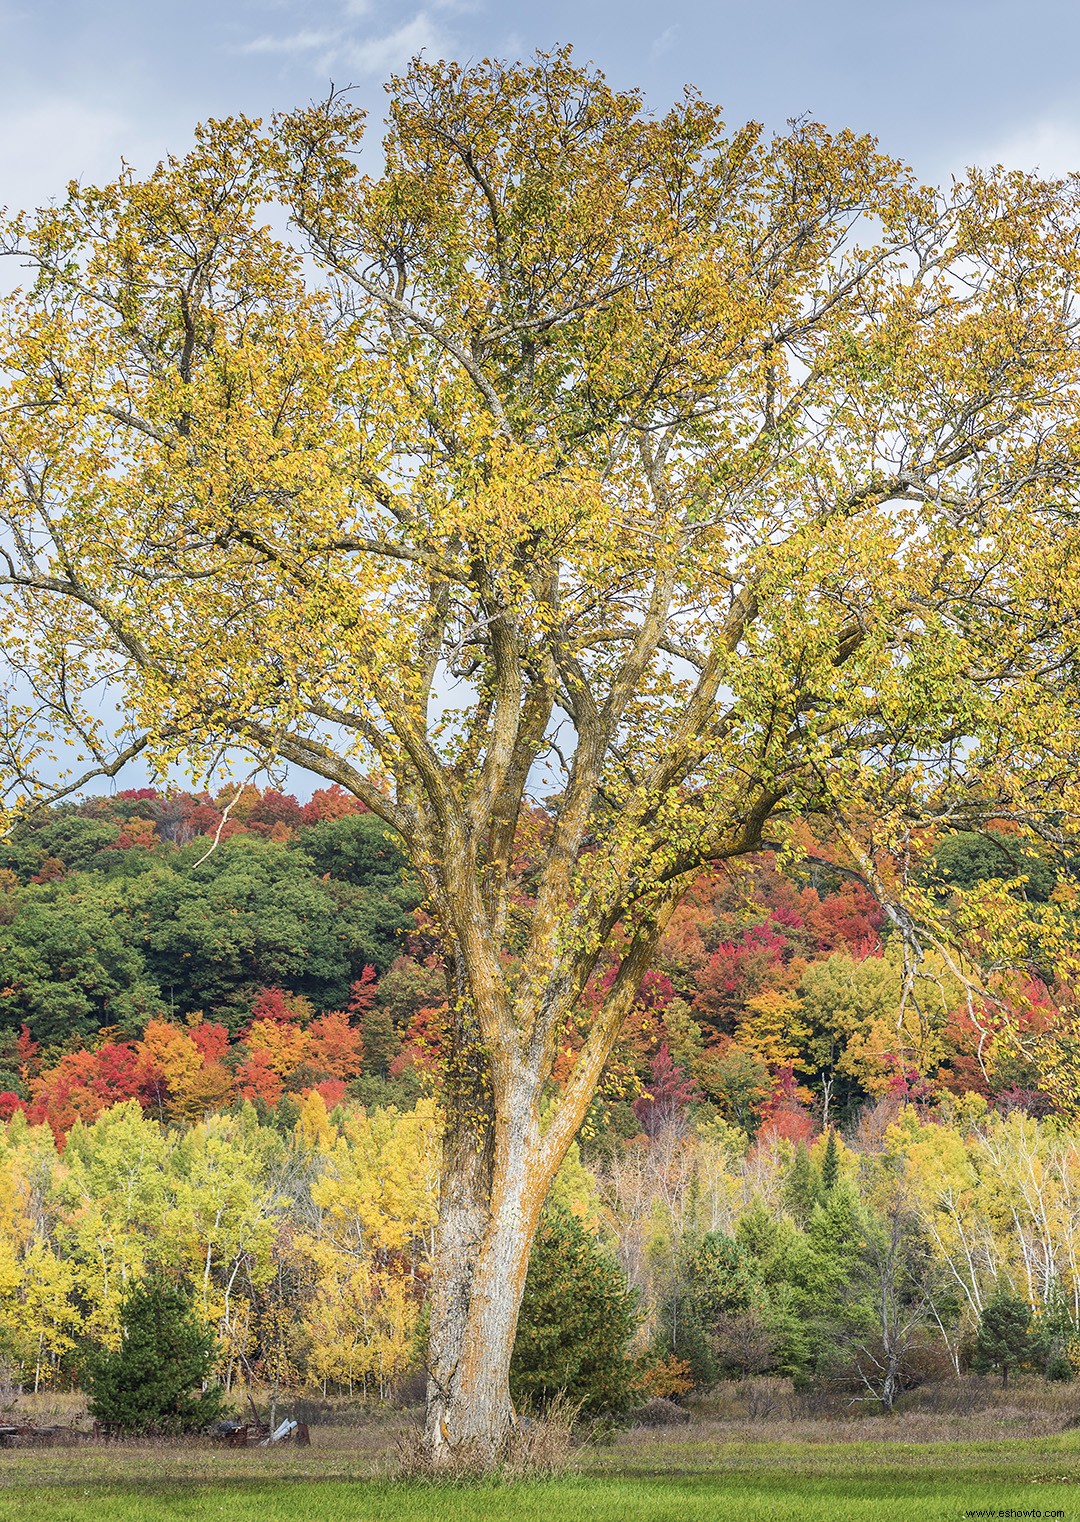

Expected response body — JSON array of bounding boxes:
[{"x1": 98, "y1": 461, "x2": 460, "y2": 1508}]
[
  {"x1": 2, "y1": 1451, "x2": 1077, "y2": 1522},
  {"x1": 2, "y1": 1469, "x2": 1077, "y2": 1522},
  {"x1": 2, "y1": 1382, "x2": 1079, "y2": 1521}
]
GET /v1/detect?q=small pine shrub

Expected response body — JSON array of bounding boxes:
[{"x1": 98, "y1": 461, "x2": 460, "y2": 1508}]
[
  {"x1": 971, "y1": 1288, "x2": 1034, "y2": 1388},
  {"x1": 84, "y1": 1272, "x2": 224, "y2": 1433},
  {"x1": 511, "y1": 1204, "x2": 639, "y2": 1417}
]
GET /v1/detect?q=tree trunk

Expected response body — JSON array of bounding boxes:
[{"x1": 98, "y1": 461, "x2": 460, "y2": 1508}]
[
  {"x1": 424, "y1": 1080, "x2": 546, "y2": 1467},
  {"x1": 420, "y1": 909, "x2": 671, "y2": 1465},
  {"x1": 880, "y1": 1347, "x2": 899, "y2": 1413}
]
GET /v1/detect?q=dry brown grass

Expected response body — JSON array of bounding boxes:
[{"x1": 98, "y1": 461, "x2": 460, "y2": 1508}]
[
  {"x1": 391, "y1": 1395, "x2": 581, "y2": 1479},
  {"x1": 0, "y1": 1398, "x2": 415, "y2": 1490},
  {"x1": 2, "y1": 1375, "x2": 1078, "y2": 1491},
  {"x1": 614, "y1": 1374, "x2": 1080, "y2": 1451},
  {"x1": 0, "y1": 1390, "x2": 84, "y2": 1424}
]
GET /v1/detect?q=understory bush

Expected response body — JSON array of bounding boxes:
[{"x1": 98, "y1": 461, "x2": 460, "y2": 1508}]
[
  {"x1": 510, "y1": 1205, "x2": 639, "y2": 1417},
  {"x1": 83, "y1": 1273, "x2": 224, "y2": 1433}
]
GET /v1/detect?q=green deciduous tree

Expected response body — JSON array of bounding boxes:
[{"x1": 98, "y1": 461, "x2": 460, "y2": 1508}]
[
  {"x1": 0, "y1": 810, "x2": 120, "y2": 882},
  {"x1": 142, "y1": 836, "x2": 371, "y2": 1023},
  {"x1": 931, "y1": 832, "x2": 1057, "y2": 904},
  {"x1": 0, "y1": 876, "x2": 164, "y2": 1042}
]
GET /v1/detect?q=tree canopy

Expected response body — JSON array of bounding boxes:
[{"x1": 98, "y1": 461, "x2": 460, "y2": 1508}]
[{"x1": 3, "y1": 48, "x2": 1080, "y2": 1460}]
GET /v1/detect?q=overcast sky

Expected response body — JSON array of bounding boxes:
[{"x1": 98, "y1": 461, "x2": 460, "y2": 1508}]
[{"x1": 3, "y1": 0, "x2": 1080, "y2": 217}]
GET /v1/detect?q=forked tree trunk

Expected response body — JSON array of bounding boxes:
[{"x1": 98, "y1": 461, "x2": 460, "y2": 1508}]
[{"x1": 421, "y1": 908, "x2": 674, "y2": 1464}]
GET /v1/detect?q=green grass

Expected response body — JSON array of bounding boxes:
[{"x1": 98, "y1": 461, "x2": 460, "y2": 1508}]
[
  {"x1": 2, "y1": 1435, "x2": 1078, "y2": 1522},
  {"x1": 0, "y1": 1472, "x2": 1076, "y2": 1522}
]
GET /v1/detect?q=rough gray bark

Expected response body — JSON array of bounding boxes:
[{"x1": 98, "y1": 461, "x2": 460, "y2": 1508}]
[{"x1": 424, "y1": 1066, "x2": 548, "y2": 1463}]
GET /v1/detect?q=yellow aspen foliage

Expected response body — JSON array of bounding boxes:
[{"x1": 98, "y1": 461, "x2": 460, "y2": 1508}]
[
  {"x1": 296, "y1": 1089, "x2": 336, "y2": 1150},
  {"x1": 295, "y1": 1099, "x2": 439, "y2": 1395},
  {"x1": 735, "y1": 990, "x2": 812, "y2": 1073},
  {"x1": 0, "y1": 1130, "x2": 79, "y2": 1389},
  {"x1": 299, "y1": 1245, "x2": 420, "y2": 1397},
  {"x1": 8, "y1": 1241, "x2": 78, "y2": 1391},
  {"x1": 50, "y1": 1101, "x2": 171, "y2": 1345},
  {"x1": 310, "y1": 1101, "x2": 439, "y2": 1257}
]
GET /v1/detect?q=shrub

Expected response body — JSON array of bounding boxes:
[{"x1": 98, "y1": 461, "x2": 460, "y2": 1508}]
[
  {"x1": 636, "y1": 1354, "x2": 694, "y2": 1401},
  {"x1": 84, "y1": 1273, "x2": 224, "y2": 1433},
  {"x1": 630, "y1": 1396, "x2": 690, "y2": 1427},
  {"x1": 658, "y1": 1231, "x2": 767, "y2": 1388},
  {"x1": 971, "y1": 1288, "x2": 1034, "y2": 1388},
  {"x1": 511, "y1": 1205, "x2": 639, "y2": 1417}
]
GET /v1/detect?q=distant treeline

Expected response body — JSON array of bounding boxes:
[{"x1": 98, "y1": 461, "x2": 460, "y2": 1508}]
[
  {"x1": 0, "y1": 787, "x2": 1072, "y2": 1141},
  {"x1": 3, "y1": 1092, "x2": 1080, "y2": 1407}
]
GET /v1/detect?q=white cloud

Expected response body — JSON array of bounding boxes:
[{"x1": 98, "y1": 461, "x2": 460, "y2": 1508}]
[
  {"x1": 241, "y1": 29, "x2": 342, "y2": 55},
  {"x1": 973, "y1": 118, "x2": 1080, "y2": 177},
  {"x1": 337, "y1": 12, "x2": 449, "y2": 75},
  {"x1": 236, "y1": 7, "x2": 450, "y2": 77},
  {"x1": 650, "y1": 25, "x2": 679, "y2": 60}
]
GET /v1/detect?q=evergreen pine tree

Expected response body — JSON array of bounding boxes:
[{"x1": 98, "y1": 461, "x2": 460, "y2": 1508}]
[
  {"x1": 84, "y1": 1273, "x2": 224, "y2": 1433},
  {"x1": 972, "y1": 1289, "x2": 1034, "y2": 1387},
  {"x1": 821, "y1": 1130, "x2": 839, "y2": 1191},
  {"x1": 511, "y1": 1205, "x2": 639, "y2": 1416},
  {"x1": 784, "y1": 1146, "x2": 821, "y2": 1224}
]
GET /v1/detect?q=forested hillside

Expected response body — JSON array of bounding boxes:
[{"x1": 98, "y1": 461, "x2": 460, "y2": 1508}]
[
  {"x1": 3, "y1": 786, "x2": 1080, "y2": 1404},
  {"x1": 0, "y1": 786, "x2": 1071, "y2": 1138},
  {"x1": 6, "y1": 1062, "x2": 1080, "y2": 1403}
]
